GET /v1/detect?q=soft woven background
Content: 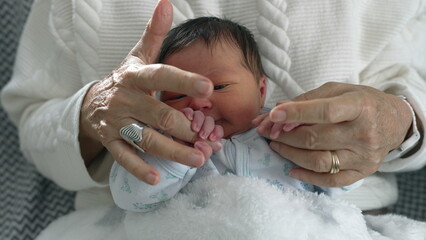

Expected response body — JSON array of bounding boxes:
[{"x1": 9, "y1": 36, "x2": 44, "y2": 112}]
[
  {"x1": 0, "y1": 0, "x2": 75, "y2": 239},
  {"x1": 0, "y1": 0, "x2": 424, "y2": 239}
]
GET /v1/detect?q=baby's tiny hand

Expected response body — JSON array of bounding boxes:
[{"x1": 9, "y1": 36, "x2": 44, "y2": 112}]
[
  {"x1": 181, "y1": 108, "x2": 224, "y2": 153},
  {"x1": 253, "y1": 112, "x2": 303, "y2": 139}
]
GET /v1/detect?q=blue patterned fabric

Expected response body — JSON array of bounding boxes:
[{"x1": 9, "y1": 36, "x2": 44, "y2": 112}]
[
  {"x1": 0, "y1": 0, "x2": 75, "y2": 239},
  {"x1": 0, "y1": 0, "x2": 424, "y2": 239}
]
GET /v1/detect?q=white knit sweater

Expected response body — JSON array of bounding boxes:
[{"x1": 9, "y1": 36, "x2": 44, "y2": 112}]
[{"x1": 1, "y1": 0, "x2": 426, "y2": 208}]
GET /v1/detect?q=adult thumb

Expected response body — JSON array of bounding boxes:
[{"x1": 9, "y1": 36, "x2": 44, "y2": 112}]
[{"x1": 130, "y1": 0, "x2": 173, "y2": 64}]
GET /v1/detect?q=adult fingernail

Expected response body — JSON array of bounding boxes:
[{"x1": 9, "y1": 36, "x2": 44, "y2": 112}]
[
  {"x1": 194, "y1": 79, "x2": 211, "y2": 95},
  {"x1": 271, "y1": 109, "x2": 286, "y2": 122},
  {"x1": 189, "y1": 152, "x2": 204, "y2": 167},
  {"x1": 145, "y1": 172, "x2": 159, "y2": 185}
]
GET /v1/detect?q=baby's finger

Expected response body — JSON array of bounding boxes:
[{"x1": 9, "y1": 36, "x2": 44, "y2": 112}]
[
  {"x1": 270, "y1": 123, "x2": 285, "y2": 139},
  {"x1": 210, "y1": 141, "x2": 223, "y2": 152},
  {"x1": 199, "y1": 116, "x2": 215, "y2": 140},
  {"x1": 194, "y1": 140, "x2": 213, "y2": 159},
  {"x1": 209, "y1": 125, "x2": 224, "y2": 142},
  {"x1": 192, "y1": 111, "x2": 205, "y2": 132},
  {"x1": 257, "y1": 117, "x2": 274, "y2": 136},
  {"x1": 252, "y1": 113, "x2": 269, "y2": 125},
  {"x1": 180, "y1": 107, "x2": 194, "y2": 120},
  {"x1": 283, "y1": 123, "x2": 303, "y2": 132}
]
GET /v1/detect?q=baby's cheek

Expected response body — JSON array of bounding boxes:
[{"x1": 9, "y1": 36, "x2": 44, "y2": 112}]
[
  {"x1": 230, "y1": 112, "x2": 257, "y2": 131},
  {"x1": 169, "y1": 102, "x2": 185, "y2": 110}
]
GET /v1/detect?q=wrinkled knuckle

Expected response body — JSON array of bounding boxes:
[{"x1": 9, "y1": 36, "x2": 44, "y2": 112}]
[
  {"x1": 167, "y1": 149, "x2": 179, "y2": 162},
  {"x1": 121, "y1": 67, "x2": 139, "y2": 81},
  {"x1": 95, "y1": 124, "x2": 110, "y2": 142},
  {"x1": 322, "y1": 101, "x2": 338, "y2": 123},
  {"x1": 140, "y1": 129, "x2": 155, "y2": 152},
  {"x1": 108, "y1": 88, "x2": 129, "y2": 108},
  {"x1": 358, "y1": 152, "x2": 382, "y2": 172},
  {"x1": 314, "y1": 154, "x2": 330, "y2": 172},
  {"x1": 322, "y1": 81, "x2": 338, "y2": 89},
  {"x1": 363, "y1": 130, "x2": 382, "y2": 151},
  {"x1": 149, "y1": 64, "x2": 167, "y2": 81},
  {"x1": 362, "y1": 98, "x2": 379, "y2": 117},
  {"x1": 369, "y1": 154, "x2": 383, "y2": 168},
  {"x1": 115, "y1": 147, "x2": 127, "y2": 165},
  {"x1": 303, "y1": 129, "x2": 319, "y2": 149},
  {"x1": 157, "y1": 108, "x2": 178, "y2": 131},
  {"x1": 326, "y1": 176, "x2": 341, "y2": 187}
]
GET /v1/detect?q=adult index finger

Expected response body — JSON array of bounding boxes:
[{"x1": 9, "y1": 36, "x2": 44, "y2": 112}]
[
  {"x1": 269, "y1": 93, "x2": 363, "y2": 124},
  {"x1": 132, "y1": 64, "x2": 213, "y2": 98},
  {"x1": 128, "y1": 94, "x2": 202, "y2": 144}
]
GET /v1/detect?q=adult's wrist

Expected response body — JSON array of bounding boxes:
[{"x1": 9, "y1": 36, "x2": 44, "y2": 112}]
[
  {"x1": 79, "y1": 82, "x2": 105, "y2": 166},
  {"x1": 384, "y1": 95, "x2": 421, "y2": 162}
]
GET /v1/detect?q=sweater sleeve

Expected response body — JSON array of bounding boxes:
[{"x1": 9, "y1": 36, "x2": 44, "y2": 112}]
[
  {"x1": 0, "y1": 0, "x2": 108, "y2": 190},
  {"x1": 359, "y1": 3, "x2": 426, "y2": 172}
]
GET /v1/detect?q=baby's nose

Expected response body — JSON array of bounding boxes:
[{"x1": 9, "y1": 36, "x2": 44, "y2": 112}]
[{"x1": 189, "y1": 98, "x2": 212, "y2": 111}]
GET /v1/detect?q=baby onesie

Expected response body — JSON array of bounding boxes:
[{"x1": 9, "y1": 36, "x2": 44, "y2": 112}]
[{"x1": 110, "y1": 128, "x2": 361, "y2": 212}]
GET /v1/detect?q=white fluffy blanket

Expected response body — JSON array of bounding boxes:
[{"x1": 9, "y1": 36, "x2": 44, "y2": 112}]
[{"x1": 37, "y1": 174, "x2": 425, "y2": 240}]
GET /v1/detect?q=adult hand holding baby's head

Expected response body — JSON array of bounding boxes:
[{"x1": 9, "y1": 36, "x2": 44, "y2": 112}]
[{"x1": 79, "y1": 0, "x2": 214, "y2": 185}]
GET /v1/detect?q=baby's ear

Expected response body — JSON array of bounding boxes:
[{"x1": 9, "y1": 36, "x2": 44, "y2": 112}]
[{"x1": 259, "y1": 74, "x2": 267, "y2": 105}]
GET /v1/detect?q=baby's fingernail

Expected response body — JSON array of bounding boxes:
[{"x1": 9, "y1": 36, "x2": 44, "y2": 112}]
[
  {"x1": 199, "y1": 131, "x2": 207, "y2": 139},
  {"x1": 209, "y1": 134, "x2": 216, "y2": 141},
  {"x1": 192, "y1": 123, "x2": 200, "y2": 132},
  {"x1": 189, "y1": 152, "x2": 204, "y2": 167},
  {"x1": 185, "y1": 113, "x2": 193, "y2": 120},
  {"x1": 271, "y1": 109, "x2": 286, "y2": 122}
]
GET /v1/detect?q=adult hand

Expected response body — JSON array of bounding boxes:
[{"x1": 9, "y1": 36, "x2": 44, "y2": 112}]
[
  {"x1": 79, "y1": 0, "x2": 215, "y2": 185},
  {"x1": 255, "y1": 82, "x2": 413, "y2": 187}
]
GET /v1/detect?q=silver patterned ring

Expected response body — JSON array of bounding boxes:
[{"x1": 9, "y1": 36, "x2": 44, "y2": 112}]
[{"x1": 119, "y1": 123, "x2": 149, "y2": 152}]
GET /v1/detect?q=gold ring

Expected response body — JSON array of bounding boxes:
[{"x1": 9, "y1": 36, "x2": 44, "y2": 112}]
[{"x1": 329, "y1": 151, "x2": 340, "y2": 174}]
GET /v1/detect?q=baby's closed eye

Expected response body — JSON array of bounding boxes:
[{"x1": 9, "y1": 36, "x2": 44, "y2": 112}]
[{"x1": 213, "y1": 84, "x2": 229, "y2": 91}]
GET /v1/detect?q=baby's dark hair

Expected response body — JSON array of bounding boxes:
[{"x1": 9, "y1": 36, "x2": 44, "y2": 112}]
[{"x1": 158, "y1": 16, "x2": 265, "y2": 81}]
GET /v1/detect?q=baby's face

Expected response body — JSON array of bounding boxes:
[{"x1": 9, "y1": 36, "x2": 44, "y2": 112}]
[{"x1": 161, "y1": 40, "x2": 266, "y2": 138}]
